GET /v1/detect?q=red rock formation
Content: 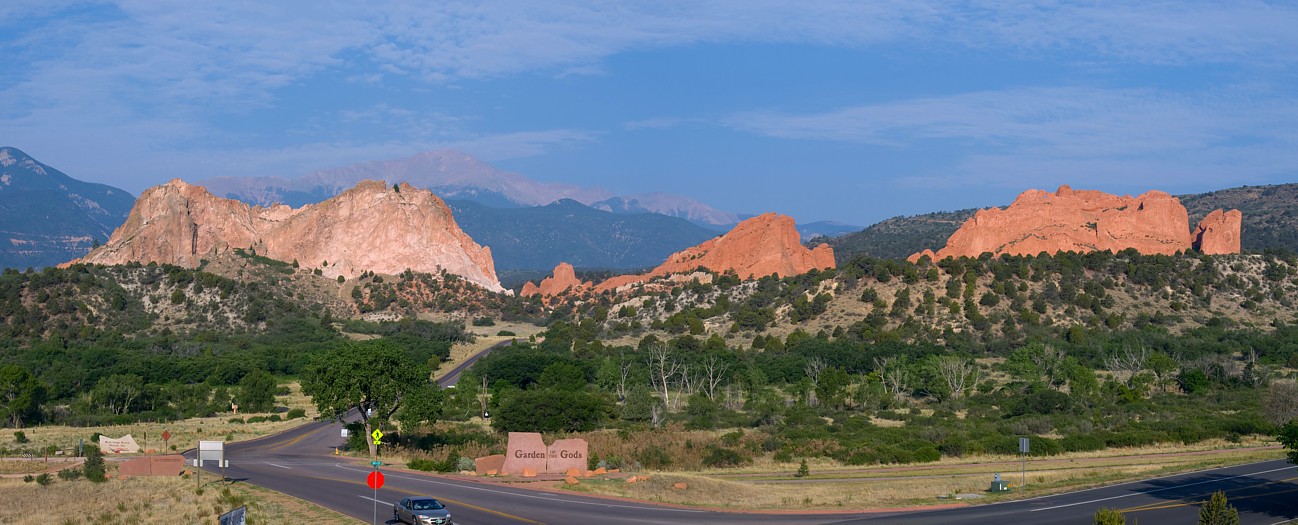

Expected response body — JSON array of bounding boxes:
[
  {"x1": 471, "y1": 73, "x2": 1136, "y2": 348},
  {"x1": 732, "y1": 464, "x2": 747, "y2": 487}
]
[
  {"x1": 908, "y1": 185, "x2": 1243, "y2": 262},
  {"x1": 520, "y1": 262, "x2": 590, "y2": 297},
  {"x1": 72, "y1": 179, "x2": 505, "y2": 292},
  {"x1": 1193, "y1": 209, "x2": 1243, "y2": 255},
  {"x1": 594, "y1": 213, "x2": 835, "y2": 293}
]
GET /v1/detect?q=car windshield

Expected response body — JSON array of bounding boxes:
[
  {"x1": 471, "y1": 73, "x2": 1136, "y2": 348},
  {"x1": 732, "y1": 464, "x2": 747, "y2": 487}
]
[{"x1": 413, "y1": 499, "x2": 444, "y2": 511}]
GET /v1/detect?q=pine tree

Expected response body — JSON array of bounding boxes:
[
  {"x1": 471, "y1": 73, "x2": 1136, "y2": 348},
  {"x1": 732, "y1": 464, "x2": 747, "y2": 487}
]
[
  {"x1": 83, "y1": 446, "x2": 106, "y2": 483},
  {"x1": 795, "y1": 458, "x2": 810, "y2": 478},
  {"x1": 1197, "y1": 491, "x2": 1239, "y2": 525}
]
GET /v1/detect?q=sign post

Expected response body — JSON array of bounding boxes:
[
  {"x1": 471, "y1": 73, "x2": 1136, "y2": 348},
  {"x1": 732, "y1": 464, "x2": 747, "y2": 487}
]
[
  {"x1": 161, "y1": 430, "x2": 171, "y2": 452},
  {"x1": 1019, "y1": 437, "x2": 1030, "y2": 488},
  {"x1": 367, "y1": 462, "x2": 384, "y2": 525}
]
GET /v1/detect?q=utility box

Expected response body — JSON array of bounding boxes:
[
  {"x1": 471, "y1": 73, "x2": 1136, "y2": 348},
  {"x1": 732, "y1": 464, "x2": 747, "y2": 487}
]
[{"x1": 989, "y1": 473, "x2": 1010, "y2": 493}]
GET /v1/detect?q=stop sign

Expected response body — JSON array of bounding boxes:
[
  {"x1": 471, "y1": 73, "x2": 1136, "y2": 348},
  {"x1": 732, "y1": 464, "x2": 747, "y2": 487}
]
[{"x1": 367, "y1": 470, "x2": 385, "y2": 489}]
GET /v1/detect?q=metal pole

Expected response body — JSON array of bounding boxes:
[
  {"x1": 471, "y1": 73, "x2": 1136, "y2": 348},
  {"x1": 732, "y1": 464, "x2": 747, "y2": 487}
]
[
  {"x1": 1021, "y1": 451, "x2": 1025, "y2": 488},
  {"x1": 372, "y1": 477, "x2": 377, "y2": 525}
]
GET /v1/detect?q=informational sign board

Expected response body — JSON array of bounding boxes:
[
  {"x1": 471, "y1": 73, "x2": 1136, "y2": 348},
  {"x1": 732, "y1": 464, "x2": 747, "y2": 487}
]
[
  {"x1": 1019, "y1": 438, "x2": 1030, "y2": 454},
  {"x1": 198, "y1": 440, "x2": 225, "y2": 465},
  {"x1": 218, "y1": 505, "x2": 246, "y2": 525},
  {"x1": 98, "y1": 434, "x2": 141, "y2": 454}
]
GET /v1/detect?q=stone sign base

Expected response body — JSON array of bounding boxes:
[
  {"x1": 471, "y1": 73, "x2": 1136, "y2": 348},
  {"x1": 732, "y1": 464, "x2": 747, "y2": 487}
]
[{"x1": 117, "y1": 455, "x2": 185, "y2": 478}]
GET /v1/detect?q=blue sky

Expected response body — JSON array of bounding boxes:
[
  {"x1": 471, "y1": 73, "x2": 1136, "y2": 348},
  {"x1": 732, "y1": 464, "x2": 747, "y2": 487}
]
[{"x1": 3, "y1": 1, "x2": 1297, "y2": 227}]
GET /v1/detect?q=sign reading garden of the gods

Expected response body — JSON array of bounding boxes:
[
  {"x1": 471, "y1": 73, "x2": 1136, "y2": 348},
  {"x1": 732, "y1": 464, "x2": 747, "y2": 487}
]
[{"x1": 498, "y1": 432, "x2": 588, "y2": 475}]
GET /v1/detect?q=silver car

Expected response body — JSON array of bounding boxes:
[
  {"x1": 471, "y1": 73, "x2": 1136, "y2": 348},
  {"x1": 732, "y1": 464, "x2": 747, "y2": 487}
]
[{"x1": 393, "y1": 497, "x2": 453, "y2": 525}]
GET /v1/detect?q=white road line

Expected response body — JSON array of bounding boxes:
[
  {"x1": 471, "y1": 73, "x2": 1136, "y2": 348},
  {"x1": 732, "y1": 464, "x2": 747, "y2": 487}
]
[
  {"x1": 1029, "y1": 466, "x2": 1295, "y2": 512},
  {"x1": 266, "y1": 463, "x2": 291, "y2": 469},
  {"x1": 334, "y1": 464, "x2": 705, "y2": 514},
  {"x1": 359, "y1": 495, "x2": 385, "y2": 504}
]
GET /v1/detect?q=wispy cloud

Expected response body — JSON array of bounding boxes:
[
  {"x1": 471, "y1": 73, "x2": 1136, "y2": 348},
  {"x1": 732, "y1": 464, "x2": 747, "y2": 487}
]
[{"x1": 725, "y1": 86, "x2": 1298, "y2": 189}]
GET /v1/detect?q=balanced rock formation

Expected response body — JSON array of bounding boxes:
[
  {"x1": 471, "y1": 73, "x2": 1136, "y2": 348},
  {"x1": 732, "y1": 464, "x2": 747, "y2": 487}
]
[
  {"x1": 594, "y1": 213, "x2": 836, "y2": 293},
  {"x1": 1192, "y1": 209, "x2": 1243, "y2": 255},
  {"x1": 521, "y1": 262, "x2": 590, "y2": 297},
  {"x1": 908, "y1": 185, "x2": 1241, "y2": 262},
  {"x1": 73, "y1": 179, "x2": 506, "y2": 292}
]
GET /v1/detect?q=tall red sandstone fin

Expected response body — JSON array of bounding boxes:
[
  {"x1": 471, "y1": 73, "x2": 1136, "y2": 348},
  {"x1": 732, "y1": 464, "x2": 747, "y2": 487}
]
[
  {"x1": 911, "y1": 186, "x2": 1198, "y2": 261},
  {"x1": 1193, "y1": 209, "x2": 1243, "y2": 255},
  {"x1": 72, "y1": 179, "x2": 507, "y2": 292},
  {"x1": 593, "y1": 213, "x2": 836, "y2": 292}
]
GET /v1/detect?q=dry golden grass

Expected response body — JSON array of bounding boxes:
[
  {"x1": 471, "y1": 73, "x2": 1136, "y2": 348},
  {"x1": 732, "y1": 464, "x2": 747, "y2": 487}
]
[
  {"x1": 0, "y1": 475, "x2": 356, "y2": 524},
  {"x1": 561, "y1": 446, "x2": 1285, "y2": 510},
  {"x1": 0, "y1": 457, "x2": 82, "y2": 476},
  {"x1": 4, "y1": 382, "x2": 319, "y2": 457}
]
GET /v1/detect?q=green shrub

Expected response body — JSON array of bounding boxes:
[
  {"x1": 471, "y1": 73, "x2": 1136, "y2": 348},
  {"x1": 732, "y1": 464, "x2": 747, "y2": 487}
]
[
  {"x1": 286, "y1": 408, "x2": 307, "y2": 420},
  {"x1": 13, "y1": 431, "x2": 28, "y2": 444},
  {"x1": 1060, "y1": 434, "x2": 1105, "y2": 452},
  {"x1": 913, "y1": 446, "x2": 941, "y2": 462},
  {"x1": 58, "y1": 468, "x2": 82, "y2": 481},
  {"x1": 407, "y1": 458, "x2": 437, "y2": 471},
  {"x1": 702, "y1": 446, "x2": 749, "y2": 468},
  {"x1": 496, "y1": 330, "x2": 516, "y2": 336},
  {"x1": 227, "y1": 417, "x2": 245, "y2": 424}
]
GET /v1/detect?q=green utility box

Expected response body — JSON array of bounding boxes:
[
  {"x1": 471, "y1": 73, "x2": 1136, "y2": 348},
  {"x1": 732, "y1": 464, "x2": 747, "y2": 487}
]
[{"x1": 988, "y1": 473, "x2": 1010, "y2": 493}]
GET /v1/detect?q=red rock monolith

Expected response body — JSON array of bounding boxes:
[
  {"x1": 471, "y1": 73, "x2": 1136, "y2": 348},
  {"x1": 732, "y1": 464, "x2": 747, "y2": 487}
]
[
  {"x1": 70, "y1": 179, "x2": 506, "y2": 292},
  {"x1": 546, "y1": 438, "x2": 589, "y2": 475},
  {"x1": 594, "y1": 213, "x2": 835, "y2": 293},
  {"x1": 474, "y1": 454, "x2": 506, "y2": 476},
  {"x1": 1193, "y1": 209, "x2": 1243, "y2": 255},
  {"x1": 909, "y1": 186, "x2": 1242, "y2": 262}
]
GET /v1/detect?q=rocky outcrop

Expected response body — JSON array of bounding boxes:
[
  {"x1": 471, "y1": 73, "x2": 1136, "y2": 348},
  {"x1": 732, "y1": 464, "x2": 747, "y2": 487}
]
[
  {"x1": 908, "y1": 185, "x2": 1242, "y2": 262},
  {"x1": 593, "y1": 213, "x2": 835, "y2": 293},
  {"x1": 520, "y1": 262, "x2": 590, "y2": 297},
  {"x1": 1193, "y1": 209, "x2": 1243, "y2": 255},
  {"x1": 72, "y1": 179, "x2": 506, "y2": 292}
]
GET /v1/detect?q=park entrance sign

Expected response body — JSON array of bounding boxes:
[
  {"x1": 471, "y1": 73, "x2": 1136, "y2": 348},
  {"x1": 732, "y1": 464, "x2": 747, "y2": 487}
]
[{"x1": 496, "y1": 432, "x2": 588, "y2": 475}]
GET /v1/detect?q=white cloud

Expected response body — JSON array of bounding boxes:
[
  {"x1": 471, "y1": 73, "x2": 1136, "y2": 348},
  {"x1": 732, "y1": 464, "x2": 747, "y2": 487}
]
[{"x1": 725, "y1": 86, "x2": 1298, "y2": 189}]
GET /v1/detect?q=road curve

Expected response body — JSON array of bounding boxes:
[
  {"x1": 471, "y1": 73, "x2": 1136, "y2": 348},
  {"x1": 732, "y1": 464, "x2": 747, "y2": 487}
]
[
  {"x1": 188, "y1": 337, "x2": 1297, "y2": 524},
  {"x1": 189, "y1": 413, "x2": 1297, "y2": 524}
]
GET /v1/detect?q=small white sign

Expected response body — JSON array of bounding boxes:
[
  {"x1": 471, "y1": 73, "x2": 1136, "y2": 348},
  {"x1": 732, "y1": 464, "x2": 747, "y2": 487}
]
[{"x1": 341, "y1": 428, "x2": 350, "y2": 438}]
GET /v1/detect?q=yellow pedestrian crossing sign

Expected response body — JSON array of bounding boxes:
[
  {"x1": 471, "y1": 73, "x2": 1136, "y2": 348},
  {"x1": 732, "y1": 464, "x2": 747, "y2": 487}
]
[{"x1": 371, "y1": 429, "x2": 384, "y2": 445}]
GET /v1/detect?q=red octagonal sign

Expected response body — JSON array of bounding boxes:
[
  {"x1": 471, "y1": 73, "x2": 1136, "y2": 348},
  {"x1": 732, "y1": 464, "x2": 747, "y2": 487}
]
[{"x1": 367, "y1": 470, "x2": 384, "y2": 490}]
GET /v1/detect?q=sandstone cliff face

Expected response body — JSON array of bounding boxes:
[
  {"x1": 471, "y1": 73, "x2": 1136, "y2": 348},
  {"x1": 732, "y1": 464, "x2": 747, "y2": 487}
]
[
  {"x1": 520, "y1": 262, "x2": 590, "y2": 297},
  {"x1": 1193, "y1": 209, "x2": 1243, "y2": 255},
  {"x1": 74, "y1": 179, "x2": 506, "y2": 293},
  {"x1": 908, "y1": 185, "x2": 1242, "y2": 262},
  {"x1": 593, "y1": 213, "x2": 835, "y2": 293}
]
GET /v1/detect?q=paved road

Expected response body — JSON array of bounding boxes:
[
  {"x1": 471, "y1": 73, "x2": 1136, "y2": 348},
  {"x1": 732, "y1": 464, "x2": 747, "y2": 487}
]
[
  {"x1": 189, "y1": 338, "x2": 1296, "y2": 524},
  {"x1": 190, "y1": 417, "x2": 874, "y2": 524},
  {"x1": 192, "y1": 415, "x2": 1297, "y2": 525},
  {"x1": 436, "y1": 338, "x2": 515, "y2": 387},
  {"x1": 831, "y1": 459, "x2": 1298, "y2": 525}
]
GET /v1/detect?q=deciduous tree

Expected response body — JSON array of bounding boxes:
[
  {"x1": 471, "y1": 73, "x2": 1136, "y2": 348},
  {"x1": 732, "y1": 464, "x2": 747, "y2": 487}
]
[{"x1": 302, "y1": 340, "x2": 442, "y2": 457}]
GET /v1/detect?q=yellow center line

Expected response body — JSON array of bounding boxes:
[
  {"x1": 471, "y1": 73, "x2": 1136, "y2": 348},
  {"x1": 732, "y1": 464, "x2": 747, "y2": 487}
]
[
  {"x1": 1120, "y1": 476, "x2": 1298, "y2": 513},
  {"x1": 287, "y1": 471, "x2": 544, "y2": 524}
]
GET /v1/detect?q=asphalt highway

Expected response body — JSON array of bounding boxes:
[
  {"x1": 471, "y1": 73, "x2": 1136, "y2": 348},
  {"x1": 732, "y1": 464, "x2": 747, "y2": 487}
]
[
  {"x1": 186, "y1": 341, "x2": 1297, "y2": 524},
  {"x1": 191, "y1": 414, "x2": 1297, "y2": 525}
]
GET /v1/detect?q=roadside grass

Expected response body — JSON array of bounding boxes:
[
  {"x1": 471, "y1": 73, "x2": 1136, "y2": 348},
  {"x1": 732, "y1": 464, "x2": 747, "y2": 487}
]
[
  {"x1": 558, "y1": 445, "x2": 1285, "y2": 510},
  {"x1": 1, "y1": 382, "x2": 318, "y2": 458},
  {"x1": 0, "y1": 474, "x2": 355, "y2": 524}
]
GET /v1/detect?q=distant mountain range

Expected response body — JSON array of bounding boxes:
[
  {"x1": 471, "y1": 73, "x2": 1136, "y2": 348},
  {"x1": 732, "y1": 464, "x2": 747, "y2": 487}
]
[
  {"x1": 826, "y1": 183, "x2": 1298, "y2": 262},
  {"x1": 448, "y1": 198, "x2": 717, "y2": 271},
  {"x1": 0, "y1": 147, "x2": 135, "y2": 270},
  {"x1": 198, "y1": 150, "x2": 739, "y2": 226}
]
